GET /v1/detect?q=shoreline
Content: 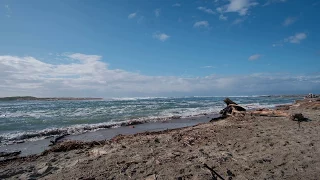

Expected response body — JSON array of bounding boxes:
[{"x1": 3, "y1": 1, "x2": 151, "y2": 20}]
[
  {"x1": 0, "y1": 99, "x2": 296, "y2": 156},
  {"x1": 0, "y1": 113, "x2": 219, "y2": 156},
  {"x1": 0, "y1": 100, "x2": 298, "y2": 147}
]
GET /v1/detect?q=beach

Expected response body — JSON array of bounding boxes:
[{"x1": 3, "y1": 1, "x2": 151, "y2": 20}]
[
  {"x1": 1, "y1": 98, "x2": 319, "y2": 179},
  {"x1": 0, "y1": 96, "x2": 298, "y2": 153}
]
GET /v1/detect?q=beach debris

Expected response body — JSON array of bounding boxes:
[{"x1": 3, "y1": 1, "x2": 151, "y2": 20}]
[
  {"x1": 275, "y1": 104, "x2": 291, "y2": 111},
  {"x1": 32, "y1": 164, "x2": 58, "y2": 177},
  {"x1": 0, "y1": 151, "x2": 21, "y2": 162},
  {"x1": 220, "y1": 99, "x2": 246, "y2": 117},
  {"x1": 250, "y1": 109, "x2": 289, "y2": 117},
  {"x1": 227, "y1": 169, "x2": 235, "y2": 179},
  {"x1": 0, "y1": 151, "x2": 21, "y2": 158},
  {"x1": 223, "y1": 98, "x2": 238, "y2": 105},
  {"x1": 295, "y1": 98, "x2": 320, "y2": 109},
  {"x1": 211, "y1": 98, "x2": 246, "y2": 122},
  {"x1": 145, "y1": 174, "x2": 157, "y2": 180},
  {"x1": 290, "y1": 113, "x2": 307, "y2": 122},
  {"x1": 203, "y1": 163, "x2": 225, "y2": 180},
  {"x1": 43, "y1": 140, "x2": 105, "y2": 155},
  {"x1": 90, "y1": 148, "x2": 108, "y2": 156}
]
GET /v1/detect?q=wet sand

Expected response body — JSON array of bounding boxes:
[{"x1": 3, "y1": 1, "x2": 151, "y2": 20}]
[{"x1": 1, "y1": 98, "x2": 320, "y2": 179}]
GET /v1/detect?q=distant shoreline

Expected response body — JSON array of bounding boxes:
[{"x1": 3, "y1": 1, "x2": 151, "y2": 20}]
[
  {"x1": 0, "y1": 96, "x2": 103, "y2": 101},
  {"x1": 0, "y1": 95, "x2": 310, "y2": 101}
]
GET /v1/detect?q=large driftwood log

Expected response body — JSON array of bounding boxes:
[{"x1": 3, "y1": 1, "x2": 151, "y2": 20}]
[
  {"x1": 211, "y1": 98, "x2": 246, "y2": 122},
  {"x1": 212, "y1": 98, "x2": 246, "y2": 121},
  {"x1": 250, "y1": 109, "x2": 289, "y2": 117},
  {"x1": 220, "y1": 98, "x2": 246, "y2": 117},
  {"x1": 223, "y1": 98, "x2": 237, "y2": 105}
]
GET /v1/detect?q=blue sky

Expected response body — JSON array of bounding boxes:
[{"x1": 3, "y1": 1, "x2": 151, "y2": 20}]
[{"x1": 0, "y1": 0, "x2": 319, "y2": 97}]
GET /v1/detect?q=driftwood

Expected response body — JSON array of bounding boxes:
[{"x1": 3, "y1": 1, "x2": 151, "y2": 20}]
[
  {"x1": 220, "y1": 103, "x2": 246, "y2": 117},
  {"x1": 203, "y1": 163, "x2": 225, "y2": 180},
  {"x1": 0, "y1": 151, "x2": 21, "y2": 157},
  {"x1": 223, "y1": 98, "x2": 237, "y2": 105},
  {"x1": 250, "y1": 109, "x2": 289, "y2": 117},
  {"x1": 211, "y1": 98, "x2": 246, "y2": 122},
  {"x1": 290, "y1": 113, "x2": 308, "y2": 128},
  {"x1": 43, "y1": 140, "x2": 105, "y2": 155},
  {"x1": 275, "y1": 104, "x2": 291, "y2": 111},
  {"x1": 290, "y1": 113, "x2": 307, "y2": 121}
]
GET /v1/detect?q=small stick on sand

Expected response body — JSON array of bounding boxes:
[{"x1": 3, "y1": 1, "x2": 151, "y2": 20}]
[{"x1": 203, "y1": 163, "x2": 225, "y2": 180}]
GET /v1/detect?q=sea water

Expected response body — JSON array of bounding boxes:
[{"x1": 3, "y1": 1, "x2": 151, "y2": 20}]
[{"x1": 0, "y1": 96, "x2": 301, "y2": 145}]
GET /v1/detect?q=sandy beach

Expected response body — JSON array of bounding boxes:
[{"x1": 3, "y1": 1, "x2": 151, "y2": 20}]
[{"x1": 1, "y1": 98, "x2": 320, "y2": 179}]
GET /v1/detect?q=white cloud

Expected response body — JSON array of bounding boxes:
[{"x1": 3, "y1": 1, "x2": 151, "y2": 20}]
[
  {"x1": 232, "y1": 18, "x2": 245, "y2": 25},
  {"x1": 219, "y1": 0, "x2": 258, "y2": 16},
  {"x1": 272, "y1": 43, "x2": 283, "y2": 47},
  {"x1": 0, "y1": 54, "x2": 319, "y2": 97},
  {"x1": 248, "y1": 54, "x2": 262, "y2": 60},
  {"x1": 285, "y1": 33, "x2": 307, "y2": 44},
  {"x1": 172, "y1": 3, "x2": 181, "y2": 7},
  {"x1": 283, "y1": 17, "x2": 296, "y2": 26},
  {"x1": 202, "y1": 66, "x2": 215, "y2": 68},
  {"x1": 154, "y1": 9, "x2": 161, "y2": 17},
  {"x1": 263, "y1": 0, "x2": 287, "y2": 6},
  {"x1": 153, "y1": 32, "x2": 170, "y2": 42},
  {"x1": 216, "y1": 7, "x2": 223, "y2": 13},
  {"x1": 5, "y1": 4, "x2": 11, "y2": 18},
  {"x1": 219, "y1": 14, "x2": 228, "y2": 20},
  {"x1": 216, "y1": 7, "x2": 228, "y2": 21},
  {"x1": 197, "y1": 7, "x2": 215, "y2": 14},
  {"x1": 128, "y1": 12, "x2": 137, "y2": 19},
  {"x1": 193, "y1": 21, "x2": 209, "y2": 28}
]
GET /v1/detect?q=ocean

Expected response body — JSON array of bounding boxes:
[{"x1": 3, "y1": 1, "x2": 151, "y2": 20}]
[{"x1": 0, "y1": 96, "x2": 302, "y2": 145}]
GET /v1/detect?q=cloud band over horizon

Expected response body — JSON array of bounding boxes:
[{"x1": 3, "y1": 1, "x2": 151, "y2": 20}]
[{"x1": 0, "y1": 53, "x2": 319, "y2": 98}]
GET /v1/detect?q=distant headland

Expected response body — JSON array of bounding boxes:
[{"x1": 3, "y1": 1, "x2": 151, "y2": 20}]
[{"x1": 0, "y1": 96, "x2": 103, "y2": 101}]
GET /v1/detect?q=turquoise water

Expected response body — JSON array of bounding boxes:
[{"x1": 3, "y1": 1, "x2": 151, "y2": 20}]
[{"x1": 0, "y1": 96, "x2": 301, "y2": 144}]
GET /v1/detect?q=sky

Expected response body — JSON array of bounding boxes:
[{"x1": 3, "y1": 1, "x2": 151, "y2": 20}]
[{"x1": 0, "y1": 0, "x2": 319, "y2": 98}]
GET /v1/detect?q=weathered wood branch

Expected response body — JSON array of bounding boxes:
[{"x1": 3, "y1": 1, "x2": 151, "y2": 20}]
[
  {"x1": 250, "y1": 109, "x2": 289, "y2": 117},
  {"x1": 203, "y1": 163, "x2": 225, "y2": 180},
  {"x1": 223, "y1": 98, "x2": 237, "y2": 106},
  {"x1": 220, "y1": 104, "x2": 246, "y2": 117}
]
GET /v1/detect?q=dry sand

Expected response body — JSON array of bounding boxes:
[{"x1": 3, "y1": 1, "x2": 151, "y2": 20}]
[{"x1": 1, "y1": 98, "x2": 320, "y2": 180}]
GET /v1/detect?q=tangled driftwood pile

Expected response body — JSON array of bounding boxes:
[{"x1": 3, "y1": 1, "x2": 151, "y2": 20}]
[
  {"x1": 211, "y1": 98, "x2": 246, "y2": 121},
  {"x1": 211, "y1": 98, "x2": 308, "y2": 122},
  {"x1": 219, "y1": 98, "x2": 246, "y2": 117}
]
